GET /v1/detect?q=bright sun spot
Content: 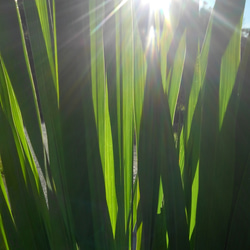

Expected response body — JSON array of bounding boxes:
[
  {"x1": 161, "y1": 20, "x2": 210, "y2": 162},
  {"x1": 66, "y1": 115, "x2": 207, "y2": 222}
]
[
  {"x1": 148, "y1": 26, "x2": 155, "y2": 39},
  {"x1": 142, "y1": 0, "x2": 171, "y2": 17}
]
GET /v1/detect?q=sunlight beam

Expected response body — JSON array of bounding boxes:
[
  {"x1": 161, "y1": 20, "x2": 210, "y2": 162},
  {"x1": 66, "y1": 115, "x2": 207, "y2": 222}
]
[{"x1": 141, "y1": 0, "x2": 171, "y2": 17}]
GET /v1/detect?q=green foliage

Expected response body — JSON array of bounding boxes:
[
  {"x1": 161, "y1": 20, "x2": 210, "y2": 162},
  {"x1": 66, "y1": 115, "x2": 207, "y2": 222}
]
[{"x1": 0, "y1": 0, "x2": 250, "y2": 249}]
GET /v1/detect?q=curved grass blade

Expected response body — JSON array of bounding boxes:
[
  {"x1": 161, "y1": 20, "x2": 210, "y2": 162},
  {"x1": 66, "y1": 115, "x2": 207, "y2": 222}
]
[
  {"x1": 0, "y1": 0, "x2": 45, "y2": 177},
  {"x1": 0, "y1": 170, "x2": 16, "y2": 250},
  {"x1": 90, "y1": 0, "x2": 118, "y2": 238},
  {"x1": 0, "y1": 55, "x2": 50, "y2": 249},
  {"x1": 103, "y1": 0, "x2": 126, "y2": 247},
  {"x1": 23, "y1": 0, "x2": 80, "y2": 247},
  {"x1": 55, "y1": 0, "x2": 114, "y2": 248},
  {"x1": 219, "y1": 17, "x2": 242, "y2": 129},
  {"x1": 0, "y1": 213, "x2": 9, "y2": 250}
]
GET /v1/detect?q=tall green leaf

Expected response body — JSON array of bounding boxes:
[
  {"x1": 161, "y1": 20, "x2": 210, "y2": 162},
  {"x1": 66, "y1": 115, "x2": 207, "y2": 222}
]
[
  {"x1": 90, "y1": 0, "x2": 118, "y2": 238},
  {"x1": 168, "y1": 31, "x2": 186, "y2": 123},
  {"x1": 0, "y1": 0, "x2": 45, "y2": 177},
  {"x1": 196, "y1": 1, "x2": 245, "y2": 248},
  {"x1": 121, "y1": 1, "x2": 134, "y2": 247},
  {"x1": 226, "y1": 34, "x2": 250, "y2": 249},
  {"x1": 0, "y1": 55, "x2": 50, "y2": 250}
]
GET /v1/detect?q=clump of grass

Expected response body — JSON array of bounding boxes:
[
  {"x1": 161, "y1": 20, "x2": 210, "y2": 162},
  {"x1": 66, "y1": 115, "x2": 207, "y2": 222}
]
[{"x1": 0, "y1": 0, "x2": 249, "y2": 249}]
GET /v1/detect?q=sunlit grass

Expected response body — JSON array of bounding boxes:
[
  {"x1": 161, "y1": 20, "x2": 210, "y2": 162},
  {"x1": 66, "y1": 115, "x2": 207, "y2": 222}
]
[{"x1": 0, "y1": 0, "x2": 249, "y2": 249}]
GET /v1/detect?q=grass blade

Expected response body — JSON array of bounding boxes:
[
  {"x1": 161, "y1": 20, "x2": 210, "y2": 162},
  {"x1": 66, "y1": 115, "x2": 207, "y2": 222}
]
[
  {"x1": 0, "y1": 55, "x2": 50, "y2": 249},
  {"x1": 226, "y1": 34, "x2": 250, "y2": 249},
  {"x1": 168, "y1": 31, "x2": 186, "y2": 123},
  {"x1": 0, "y1": 0, "x2": 45, "y2": 176},
  {"x1": 195, "y1": 1, "x2": 245, "y2": 248}
]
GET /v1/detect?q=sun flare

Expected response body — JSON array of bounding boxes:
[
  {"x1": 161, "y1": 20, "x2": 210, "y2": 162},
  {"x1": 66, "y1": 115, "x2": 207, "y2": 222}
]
[{"x1": 142, "y1": 0, "x2": 171, "y2": 17}]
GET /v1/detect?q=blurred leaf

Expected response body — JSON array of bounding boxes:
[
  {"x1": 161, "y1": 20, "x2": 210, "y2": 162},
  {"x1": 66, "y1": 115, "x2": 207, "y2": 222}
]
[
  {"x1": 219, "y1": 17, "x2": 241, "y2": 128},
  {"x1": 226, "y1": 34, "x2": 250, "y2": 249},
  {"x1": 160, "y1": 22, "x2": 173, "y2": 93},
  {"x1": 121, "y1": 0, "x2": 134, "y2": 244},
  {"x1": 168, "y1": 31, "x2": 186, "y2": 123}
]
